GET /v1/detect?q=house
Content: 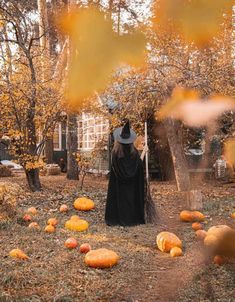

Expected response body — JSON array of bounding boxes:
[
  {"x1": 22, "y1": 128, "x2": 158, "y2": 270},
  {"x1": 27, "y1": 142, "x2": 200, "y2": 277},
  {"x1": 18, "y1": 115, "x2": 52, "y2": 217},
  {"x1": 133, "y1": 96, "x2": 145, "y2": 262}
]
[{"x1": 52, "y1": 112, "x2": 110, "y2": 173}]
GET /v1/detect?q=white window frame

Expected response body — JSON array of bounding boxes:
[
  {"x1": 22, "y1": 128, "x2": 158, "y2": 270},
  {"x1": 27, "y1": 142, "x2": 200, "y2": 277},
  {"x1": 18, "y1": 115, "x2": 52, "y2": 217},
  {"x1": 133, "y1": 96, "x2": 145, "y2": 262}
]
[
  {"x1": 53, "y1": 123, "x2": 62, "y2": 151},
  {"x1": 77, "y1": 113, "x2": 109, "y2": 152}
]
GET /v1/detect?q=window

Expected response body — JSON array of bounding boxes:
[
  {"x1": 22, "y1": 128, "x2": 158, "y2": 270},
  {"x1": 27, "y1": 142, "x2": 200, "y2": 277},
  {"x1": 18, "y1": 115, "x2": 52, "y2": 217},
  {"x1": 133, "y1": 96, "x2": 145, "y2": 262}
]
[
  {"x1": 77, "y1": 113, "x2": 109, "y2": 151},
  {"x1": 53, "y1": 123, "x2": 62, "y2": 150}
]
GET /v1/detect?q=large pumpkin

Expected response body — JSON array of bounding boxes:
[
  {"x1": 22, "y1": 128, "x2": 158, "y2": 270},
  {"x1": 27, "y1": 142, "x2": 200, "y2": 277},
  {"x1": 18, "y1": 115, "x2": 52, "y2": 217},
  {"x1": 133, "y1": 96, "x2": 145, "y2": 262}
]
[
  {"x1": 204, "y1": 225, "x2": 232, "y2": 248},
  {"x1": 180, "y1": 210, "x2": 205, "y2": 222},
  {"x1": 207, "y1": 225, "x2": 231, "y2": 238},
  {"x1": 74, "y1": 197, "x2": 95, "y2": 211},
  {"x1": 156, "y1": 232, "x2": 182, "y2": 253},
  {"x1": 85, "y1": 248, "x2": 119, "y2": 268},
  {"x1": 65, "y1": 219, "x2": 89, "y2": 232}
]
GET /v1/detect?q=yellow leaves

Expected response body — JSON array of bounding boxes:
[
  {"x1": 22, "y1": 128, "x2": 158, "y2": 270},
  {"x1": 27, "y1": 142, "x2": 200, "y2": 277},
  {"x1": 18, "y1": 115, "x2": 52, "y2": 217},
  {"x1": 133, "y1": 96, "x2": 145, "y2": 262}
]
[
  {"x1": 157, "y1": 87, "x2": 235, "y2": 127},
  {"x1": 154, "y1": 0, "x2": 234, "y2": 47},
  {"x1": 224, "y1": 139, "x2": 235, "y2": 166},
  {"x1": 57, "y1": 7, "x2": 146, "y2": 109},
  {"x1": 25, "y1": 158, "x2": 45, "y2": 171}
]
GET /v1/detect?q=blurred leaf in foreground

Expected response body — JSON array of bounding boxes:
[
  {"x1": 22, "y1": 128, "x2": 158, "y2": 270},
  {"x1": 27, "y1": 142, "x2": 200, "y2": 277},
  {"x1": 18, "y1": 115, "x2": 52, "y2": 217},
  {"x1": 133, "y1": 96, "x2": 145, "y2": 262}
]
[
  {"x1": 57, "y1": 7, "x2": 146, "y2": 109},
  {"x1": 157, "y1": 87, "x2": 235, "y2": 127},
  {"x1": 154, "y1": 0, "x2": 234, "y2": 47}
]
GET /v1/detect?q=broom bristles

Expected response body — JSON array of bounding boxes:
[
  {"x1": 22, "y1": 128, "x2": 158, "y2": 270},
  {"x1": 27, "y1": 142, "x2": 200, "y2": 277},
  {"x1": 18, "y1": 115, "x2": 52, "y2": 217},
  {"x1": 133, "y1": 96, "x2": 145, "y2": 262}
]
[{"x1": 145, "y1": 181, "x2": 158, "y2": 224}]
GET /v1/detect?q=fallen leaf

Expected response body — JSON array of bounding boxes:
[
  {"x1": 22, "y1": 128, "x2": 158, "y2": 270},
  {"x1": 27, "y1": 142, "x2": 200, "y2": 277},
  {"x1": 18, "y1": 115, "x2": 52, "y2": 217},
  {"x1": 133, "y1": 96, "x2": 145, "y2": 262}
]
[{"x1": 9, "y1": 248, "x2": 29, "y2": 260}]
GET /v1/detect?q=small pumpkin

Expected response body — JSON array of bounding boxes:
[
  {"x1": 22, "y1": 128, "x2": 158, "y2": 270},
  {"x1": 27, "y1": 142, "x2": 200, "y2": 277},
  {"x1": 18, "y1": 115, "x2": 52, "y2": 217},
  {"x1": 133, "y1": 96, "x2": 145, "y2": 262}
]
[
  {"x1": 180, "y1": 210, "x2": 205, "y2": 222},
  {"x1": 47, "y1": 218, "x2": 58, "y2": 226},
  {"x1": 9, "y1": 248, "x2": 29, "y2": 260},
  {"x1": 85, "y1": 248, "x2": 119, "y2": 268},
  {"x1": 45, "y1": 224, "x2": 56, "y2": 233},
  {"x1": 23, "y1": 214, "x2": 32, "y2": 222},
  {"x1": 156, "y1": 232, "x2": 182, "y2": 253},
  {"x1": 60, "y1": 204, "x2": 68, "y2": 213},
  {"x1": 65, "y1": 219, "x2": 89, "y2": 232},
  {"x1": 64, "y1": 237, "x2": 78, "y2": 249},
  {"x1": 192, "y1": 222, "x2": 203, "y2": 231},
  {"x1": 213, "y1": 255, "x2": 226, "y2": 265},
  {"x1": 74, "y1": 197, "x2": 95, "y2": 211},
  {"x1": 195, "y1": 230, "x2": 207, "y2": 241},
  {"x1": 27, "y1": 207, "x2": 37, "y2": 215},
  {"x1": 70, "y1": 215, "x2": 80, "y2": 221},
  {"x1": 28, "y1": 222, "x2": 40, "y2": 229},
  {"x1": 170, "y1": 247, "x2": 183, "y2": 257},
  {"x1": 80, "y1": 243, "x2": 91, "y2": 254},
  {"x1": 231, "y1": 213, "x2": 235, "y2": 219}
]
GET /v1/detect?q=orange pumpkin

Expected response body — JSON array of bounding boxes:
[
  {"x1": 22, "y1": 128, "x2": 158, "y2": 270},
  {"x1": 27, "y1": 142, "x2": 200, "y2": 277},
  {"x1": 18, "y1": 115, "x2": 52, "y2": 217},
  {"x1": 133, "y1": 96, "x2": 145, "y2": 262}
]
[
  {"x1": 156, "y1": 232, "x2": 182, "y2": 253},
  {"x1": 213, "y1": 255, "x2": 226, "y2": 265},
  {"x1": 195, "y1": 230, "x2": 207, "y2": 241},
  {"x1": 70, "y1": 215, "x2": 80, "y2": 221},
  {"x1": 170, "y1": 247, "x2": 183, "y2": 257},
  {"x1": 23, "y1": 214, "x2": 32, "y2": 222},
  {"x1": 27, "y1": 207, "x2": 37, "y2": 215},
  {"x1": 60, "y1": 204, "x2": 68, "y2": 213},
  {"x1": 64, "y1": 237, "x2": 78, "y2": 249},
  {"x1": 85, "y1": 248, "x2": 119, "y2": 268},
  {"x1": 47, "y1": 218, "x2": 58, "y2": 226},
  {"x1": 180, "y1": 210, "x2": 205, "y2": 222},
  {"x1": 207, "y1": 225, "x2": 231, "y2": 239},
  {"x1": 231, "y1": 213, "x2": 235, "y2": 219},
  {"x1": 192, "y1": 222, "x2": 203, "y2": 231},
  {"x1": 28, "y1": 222, "x2": 40, "y2": 229},
  {"x1": 65, "y1": 219, "x2": 89, "y2": 232},
  {"x1": 204, "y1": 234, "x2": 218, "y2": 247},
  {"x1": 80, "y1": 243, "x2": 91, "y2": 254},
  {"x1": 74, "y1": 197, "x2": 95, "y2": 211},
  {"x1": 9, "y1": 248, "x2": 29, "y2": 260},
  {"x1": 44, "y1": 224, "x2": 56, "y2": 233}
]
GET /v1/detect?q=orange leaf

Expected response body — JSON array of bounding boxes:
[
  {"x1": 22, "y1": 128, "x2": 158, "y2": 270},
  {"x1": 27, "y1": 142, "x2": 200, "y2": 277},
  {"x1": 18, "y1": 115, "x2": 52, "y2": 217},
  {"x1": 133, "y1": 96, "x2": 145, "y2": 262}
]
[
  {"x1": 57, "y1": 7, "x2": 146, "y2": 109},
  {"x1": 154, "y1": 0, "x2": 234, "y2": 47}
]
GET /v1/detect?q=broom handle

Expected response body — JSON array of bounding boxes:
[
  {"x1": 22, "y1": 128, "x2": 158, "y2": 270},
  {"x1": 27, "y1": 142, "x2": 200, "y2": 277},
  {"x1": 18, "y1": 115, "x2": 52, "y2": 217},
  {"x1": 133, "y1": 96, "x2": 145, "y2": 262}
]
[{"x1": 144, "y1": 121, "x2": 149, "y2": 182}]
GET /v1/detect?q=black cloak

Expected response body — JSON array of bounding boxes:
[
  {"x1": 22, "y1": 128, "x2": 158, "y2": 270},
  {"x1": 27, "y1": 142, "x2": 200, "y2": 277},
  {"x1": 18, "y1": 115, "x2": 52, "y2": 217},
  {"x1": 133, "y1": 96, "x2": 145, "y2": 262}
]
[{"x1": 105, "y1": 147, "x2": 145, "y2": 226}]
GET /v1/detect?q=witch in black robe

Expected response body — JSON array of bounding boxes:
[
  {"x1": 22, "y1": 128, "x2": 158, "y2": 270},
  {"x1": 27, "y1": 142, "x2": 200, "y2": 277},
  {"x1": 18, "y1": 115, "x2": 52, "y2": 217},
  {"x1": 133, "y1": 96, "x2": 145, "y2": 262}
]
[{"x1": 105, "y1": 121, "x2": 147, "y2": 226}]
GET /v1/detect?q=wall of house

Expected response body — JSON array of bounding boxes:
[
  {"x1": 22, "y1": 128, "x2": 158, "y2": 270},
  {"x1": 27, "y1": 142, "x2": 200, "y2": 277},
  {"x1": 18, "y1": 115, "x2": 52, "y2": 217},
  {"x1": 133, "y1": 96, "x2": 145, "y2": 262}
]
[{"x1": 52, "y1": 114, "x2": 110, "y2": 172}]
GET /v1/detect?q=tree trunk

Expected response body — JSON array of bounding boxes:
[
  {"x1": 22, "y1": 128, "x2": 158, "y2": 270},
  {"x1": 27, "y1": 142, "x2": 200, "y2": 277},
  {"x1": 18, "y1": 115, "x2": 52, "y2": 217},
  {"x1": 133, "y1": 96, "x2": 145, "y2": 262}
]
[
  {"x1": 164, "y1": 118, "x2": 191, "y2": 191},
  {"x1": 44, "y1": 137, "x2": 54, "y2": 163},
  {"x1": 25, "y1": 168, "x2": 42, "y2": 192},
  {"x1": 66, "y1": 114, "x2": 79, "y2": 180}
]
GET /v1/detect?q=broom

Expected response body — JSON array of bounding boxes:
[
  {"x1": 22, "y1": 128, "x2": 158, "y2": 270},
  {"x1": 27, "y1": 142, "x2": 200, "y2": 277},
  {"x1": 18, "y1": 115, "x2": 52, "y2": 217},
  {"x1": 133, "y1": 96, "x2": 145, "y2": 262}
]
[{"x1": 144, "y1": 121, "x2": 158, "y2": 224}]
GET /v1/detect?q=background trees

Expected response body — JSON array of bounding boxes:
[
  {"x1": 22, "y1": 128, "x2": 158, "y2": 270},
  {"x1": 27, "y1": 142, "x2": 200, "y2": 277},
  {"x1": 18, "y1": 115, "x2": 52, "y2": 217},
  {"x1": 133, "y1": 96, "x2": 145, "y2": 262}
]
[{"x1": 0, "y1": 0, "x2": 62, "y2": 191}]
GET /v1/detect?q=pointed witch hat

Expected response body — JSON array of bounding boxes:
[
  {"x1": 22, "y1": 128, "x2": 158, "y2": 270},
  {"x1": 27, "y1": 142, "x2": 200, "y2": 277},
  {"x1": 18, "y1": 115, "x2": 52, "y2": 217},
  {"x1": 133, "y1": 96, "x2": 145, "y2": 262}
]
[{"x1": 113, "y1": 119, "x2": 137, "y2": 144}]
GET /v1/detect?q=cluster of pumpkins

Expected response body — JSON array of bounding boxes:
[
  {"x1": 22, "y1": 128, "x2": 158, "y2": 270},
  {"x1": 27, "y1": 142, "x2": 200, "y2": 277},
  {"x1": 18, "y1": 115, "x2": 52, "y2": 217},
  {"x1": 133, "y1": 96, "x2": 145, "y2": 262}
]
[
  {"x1": 156, "y1": 209, "x2": 235, "y2": 265},
  {"x1": 9, "y1": 201, "x2": 235, "y2": 269},
  {"x1": 9, "y1": 197, "x2": 120, "y2": 269}
]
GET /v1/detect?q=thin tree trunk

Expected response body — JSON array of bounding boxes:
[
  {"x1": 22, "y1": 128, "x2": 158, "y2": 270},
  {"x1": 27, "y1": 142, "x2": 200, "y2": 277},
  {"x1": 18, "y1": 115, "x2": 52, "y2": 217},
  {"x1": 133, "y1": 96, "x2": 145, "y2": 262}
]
[
  {"x1": 164, "y1": 118, "x2": 191, "y2": 191},
  {"x1": 66, "y1": 114, "x2": 79, "y2": 180},
  {"x1": 66, "y1": 0, "x2": 79, "y2": 180},
  {"x1": 44, "y1": 137, "x2": 54, "y2": 163}
]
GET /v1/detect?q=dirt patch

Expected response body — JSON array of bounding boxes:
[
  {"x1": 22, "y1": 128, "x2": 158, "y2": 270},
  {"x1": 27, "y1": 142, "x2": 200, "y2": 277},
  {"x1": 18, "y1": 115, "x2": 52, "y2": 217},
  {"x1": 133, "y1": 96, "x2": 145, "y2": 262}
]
[{"x1": 0, "y1": 174, "x2": 234, "y2": 301}]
